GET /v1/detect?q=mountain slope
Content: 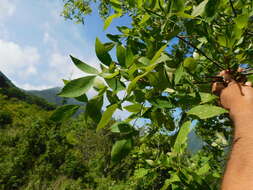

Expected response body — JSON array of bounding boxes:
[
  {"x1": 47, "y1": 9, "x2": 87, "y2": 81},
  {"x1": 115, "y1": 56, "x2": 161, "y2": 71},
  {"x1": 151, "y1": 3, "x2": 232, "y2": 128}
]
[
  {"x1": 0, "y1": 71, "x2": 16, "y2": 88},
  {"x1": 28, "y1": 87, "x2": 81, "y2": 106},
  {"x1": 0, "y1": 71, "x2": 56, "y2": 110}
]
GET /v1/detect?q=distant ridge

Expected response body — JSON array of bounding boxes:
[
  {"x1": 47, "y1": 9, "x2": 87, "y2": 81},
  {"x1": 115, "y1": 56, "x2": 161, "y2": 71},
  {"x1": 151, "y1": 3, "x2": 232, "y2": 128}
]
[
  {"x1": 0, "y1": 71, "x2": 16, "y2": 88},
  {"x1": 0, "y1": 71, "x2": 56, "y2": 110},
  {"x1": 28, "y1": 87, "x2": 82, "y2": 106}
]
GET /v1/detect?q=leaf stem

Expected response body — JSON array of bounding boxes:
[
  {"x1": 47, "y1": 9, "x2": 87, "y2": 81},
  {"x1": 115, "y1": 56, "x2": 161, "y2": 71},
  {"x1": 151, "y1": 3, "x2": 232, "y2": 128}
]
[
  {"x1": 176, "y1": 35, "x2": 225, "y2": 70},
  {"x1": 144, "y1": 7, "x2": 164, "y2": 18}
]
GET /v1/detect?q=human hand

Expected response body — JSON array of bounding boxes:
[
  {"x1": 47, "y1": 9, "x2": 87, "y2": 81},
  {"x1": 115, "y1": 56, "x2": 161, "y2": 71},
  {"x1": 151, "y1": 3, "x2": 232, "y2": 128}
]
[{"x1": 212, "y1": 70, "x2": 253, "y2": 119}]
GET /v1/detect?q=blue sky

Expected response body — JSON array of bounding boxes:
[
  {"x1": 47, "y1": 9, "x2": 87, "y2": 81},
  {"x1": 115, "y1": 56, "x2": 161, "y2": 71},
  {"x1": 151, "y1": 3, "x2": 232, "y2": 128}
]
[{"x1": 0, "y1": 0, "x2": 131, "y2": 90}]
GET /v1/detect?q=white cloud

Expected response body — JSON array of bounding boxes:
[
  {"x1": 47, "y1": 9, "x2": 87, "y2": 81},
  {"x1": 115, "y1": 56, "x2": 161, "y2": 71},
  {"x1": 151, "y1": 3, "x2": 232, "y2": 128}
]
[
  {"x1": 45, "y1": 52, "x2": 101, "y2": 85},
  {"x1": 43, "y1": 32, "x2": 58, "y2": 51},
  {"x1": 44, "y1": 52, "x2": 83, "y2": 85},
  {"x1": 0, "y1": 39, "x2": 40, "y2": 78},
  {"x1": 0, "y1": 0, "x2": 16, "y2": 20},
  {"x1": 16, "y1": 83, "x2": 54, "y2": 91}
]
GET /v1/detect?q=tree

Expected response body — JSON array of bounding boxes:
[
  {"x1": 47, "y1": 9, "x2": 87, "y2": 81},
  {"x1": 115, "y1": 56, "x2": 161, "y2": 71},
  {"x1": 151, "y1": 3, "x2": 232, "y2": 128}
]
[{"x1": 59, "y1": 0, "x2": 253, "y2": 189}]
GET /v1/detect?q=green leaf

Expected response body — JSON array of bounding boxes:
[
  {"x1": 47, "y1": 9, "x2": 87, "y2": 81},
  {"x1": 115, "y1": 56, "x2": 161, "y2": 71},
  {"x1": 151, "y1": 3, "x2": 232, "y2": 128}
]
[
  {"x1": 97, "y1": 104, "x2": 118, "y2": 131},
  {"x1": 138, "y1": 57, "x2": 150, "y2": 66},
  {"x1": 174, "y1": 64, "x2": 184, "y2": 84},
  {"x1": 205, "y1": 0, "x2": 220, "y2": 18},
  {"x1": 217, "y1": 36, "x2": 227, "y2": 47},
  {"x1": 70, "y1": 55, "x2": 99, "y2": 74},
  {"x1": 134, "y1": 168, "x2": 148, "y2": 178},
  {"x1": 161, "y1": 173, "x2": 180, "y2": 190},
  {"x1": 105, "y1": 78, "x2": 125, "y2": 91},
  {"x1": 176, "y1": 12, "x2": 195, "y2": 19},
  {"x1": 111, "y1": 138, "x2": 133, "y2": 163},
  {"x1": 183, "y1": 57, "x2": 197, "y2": 71},
  {"x1": 140, "y1": 14, "x2": 151, "y2": 25},
  {"x1": 95, "y1": 38, "x2": 112, "y2": 66},
  {"x1": 150, "y1": 44, "x2": 168, "y2": 64},
  {"x1": 125, "y1": 47, "x2": 134, "y2": 67},
  {"x1": 235, "y1": 13, "x2": 249, "y2": 29},
  {"x1": 149, "y1": 97, "x2": 173, "y2": 109},
  {"x1": 50, "y1": 105, "x2": 80, "y2": 122},
  {"x1": 145, "y1": 159, "x2": 155, "y2": 166},
  {"x1": 58, "y1": 76, "x2": 96, "y2": 98},
  {"x1": 93, "y1": 78, "x2": 107, "y2": 91},
  {"x1": 172, "y1": 0, "x2": 185, "y2": 12},
  {"x1": 199, "y1": 93, "x2": 217, "y2": 104},
  {"x1": 75, "y1": 94, "x2": 88, "y2": 102},
  {"x1": 191, "y1": 0, "x2": 208, "y2": 17},
  {"x1": 173, "y1": 121, "x2": 191, "y2": 154},
  {"x1": 85, "y1": 95, "x2": 103, "y2": 123},
  {"x1": 124, "y1": 103, "x2": 142, "y2": 113},
  {"x1": 188, "y1": 105, "x2": 228, "y2": 119},
  {"x1": 116, "y1": 44, "x2": 126, "y2": 67},
  {"x1": 197, "y1": 163, "x2": 210, "y2": 175},
  {"x1": 104, "y1": 13, "x2": 121, "y2": 30},
  {"x1": 110, "y1": 122, "x2": 134, "y2": 133},
  {"x1": 104, "y1": 42, "x2": 115, "y2": 51},
  {"x1": 101, "y1": 70, "x2": 120, "y2": 79},
  {"x1": 127, "y1": 44, "x2": 167, "y2": 93},
  {"x1": 110, "y1": 0, "x2": 122, "y2": 13}
]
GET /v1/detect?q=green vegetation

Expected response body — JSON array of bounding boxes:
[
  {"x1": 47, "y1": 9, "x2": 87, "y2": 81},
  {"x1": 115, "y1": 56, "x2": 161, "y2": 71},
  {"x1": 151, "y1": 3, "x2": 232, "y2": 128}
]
[
  {"x1": 0, "y1": 93, "x2": 115, "y2": 190},
  {"x1": 59, "y1": 0, "x2": 253, "y2": 189},
  {"x1": 0, "y1": 72, "x2": 55, "y2": 110},
  {"x1": 1, "y1": 0, "x2": 253, "y2": 189}
]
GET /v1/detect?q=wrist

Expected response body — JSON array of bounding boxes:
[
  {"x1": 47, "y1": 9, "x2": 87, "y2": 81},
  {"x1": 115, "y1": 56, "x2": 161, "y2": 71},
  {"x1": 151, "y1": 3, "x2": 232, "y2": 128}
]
[{"x1": 230, "y1": 110, "x2": 253, "y2": 138}]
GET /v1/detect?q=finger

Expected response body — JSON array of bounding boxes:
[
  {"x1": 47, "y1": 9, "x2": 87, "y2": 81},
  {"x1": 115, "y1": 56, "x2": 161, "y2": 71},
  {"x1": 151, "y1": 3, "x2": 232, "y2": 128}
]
[
  {"x1": 237, "y1": 67, "x2": 244, "y2": 73},
  {"x1": 212, "y1": 82, "x2": 226, "y2": 96},
  {"x1": 245, "y1": 81, "x2": 252, "y2": 87}
]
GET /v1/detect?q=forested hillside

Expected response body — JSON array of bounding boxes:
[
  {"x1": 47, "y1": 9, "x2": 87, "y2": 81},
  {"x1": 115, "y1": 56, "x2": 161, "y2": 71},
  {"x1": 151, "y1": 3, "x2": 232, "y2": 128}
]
[
  {"x1": 0, "y1": 72, "x2": 56, "y2": 111},
  {"x1": 28, "y1": 87, "x2": 81, "y2": 106},
  {"x1": 0, "y1": 92, "x2": 119, "y2": 190}
]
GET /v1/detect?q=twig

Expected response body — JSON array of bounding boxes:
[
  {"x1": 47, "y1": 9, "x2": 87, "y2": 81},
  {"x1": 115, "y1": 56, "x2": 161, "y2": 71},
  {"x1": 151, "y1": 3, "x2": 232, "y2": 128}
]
[
  {"x1": 144, "y1": 7, "x2": 164, "y2": 18},
  {"x1": 229, "y1": 0, "x2": 237, "y2": 17},
  {"x1": 176, "y1": 35, "x2": 225, "y2": 70},
  {"x1": 158, "y1": 0, "x2": 165, "y2": 13}
]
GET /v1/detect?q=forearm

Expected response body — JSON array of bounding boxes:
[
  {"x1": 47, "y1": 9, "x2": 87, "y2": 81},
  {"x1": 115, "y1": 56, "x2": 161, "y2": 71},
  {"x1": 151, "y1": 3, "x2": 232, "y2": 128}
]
[{"x1": 222, "y1": 111, "x2": 253, "y2": 190}]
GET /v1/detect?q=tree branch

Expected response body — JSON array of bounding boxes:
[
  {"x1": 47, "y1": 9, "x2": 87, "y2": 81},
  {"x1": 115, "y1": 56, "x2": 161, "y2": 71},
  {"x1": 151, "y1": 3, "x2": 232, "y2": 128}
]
[
  {"x1": 229, "y1": 0, "x2": 237, "y2": 17},
  {"x1": 176, "y1": 35, "x2": 225, "y2": 70}
]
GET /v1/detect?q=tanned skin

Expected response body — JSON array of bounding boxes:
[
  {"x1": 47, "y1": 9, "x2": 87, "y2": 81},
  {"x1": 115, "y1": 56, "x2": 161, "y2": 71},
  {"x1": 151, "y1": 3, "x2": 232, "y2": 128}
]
[{"x1": 212, "y1": 70, "x2": 253, "y2": 190}]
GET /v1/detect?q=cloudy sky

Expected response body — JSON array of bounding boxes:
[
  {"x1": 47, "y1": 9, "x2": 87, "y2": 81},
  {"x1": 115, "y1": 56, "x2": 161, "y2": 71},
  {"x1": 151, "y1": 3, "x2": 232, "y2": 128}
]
[{"x1": 0, "y1": 0, "x2": 130, "y2": 90}]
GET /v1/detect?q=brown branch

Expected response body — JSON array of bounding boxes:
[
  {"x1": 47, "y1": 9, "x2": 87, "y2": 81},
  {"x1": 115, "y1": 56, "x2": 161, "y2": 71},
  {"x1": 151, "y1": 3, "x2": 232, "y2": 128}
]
[
  {"x1": 176, "y1": 35, "x2": 225, "y2": 70},
  {"x1": 229, "y1": 0, "x2": 237, "y2": 17}
]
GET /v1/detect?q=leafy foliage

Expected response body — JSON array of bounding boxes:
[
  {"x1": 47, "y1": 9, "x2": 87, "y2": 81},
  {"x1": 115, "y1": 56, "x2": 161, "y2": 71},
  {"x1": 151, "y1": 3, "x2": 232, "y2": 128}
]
[{"x1": 59, "y1": 0, "x2": 253, "y2": 189}]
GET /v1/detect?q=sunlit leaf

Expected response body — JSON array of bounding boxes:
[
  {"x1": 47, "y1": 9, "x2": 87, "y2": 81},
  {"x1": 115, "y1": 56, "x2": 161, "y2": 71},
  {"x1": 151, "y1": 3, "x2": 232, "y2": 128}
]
[
  {"x1": 116, "y1": 44, "x2": 126, "y2": 67},
  {"x1": 234, "y1": 13, "x2": 249, "y2": 29},
  {"x1": 191, "y1": 0, "x2": 208, "y2": 17},
  {"x1": 134, "y1": 168, "x2": 148, "y2": 178},
  {"x1": 173, "y1": 121, "x2": 191, "y2": 154},
  {"x1": 97, "y1": 104, "x2": 118, "y2": 131},
  {"x1": 70, "y1": 55, "x2": 99, "y2": 74},
  {"x1": 124, "y1": 103, "x2": 142, "y2": 113},
  {"x1": 58, "y1": 76, "x2": 96, "y2": 98},
  {"x1": 174, "y1": 64, "x2": 184, "y2": 84},
  {"x1": 188, "y1": 105, "x2": 228, "y2": 119},
  {"x1": 104, "y1": 13, "x2": 121, "y2": 30},
  {"x1": 183, "y1": 57, "x2": 197, "y2": 71}
]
